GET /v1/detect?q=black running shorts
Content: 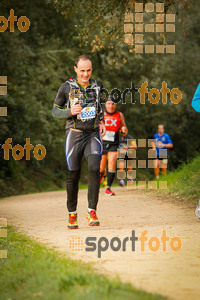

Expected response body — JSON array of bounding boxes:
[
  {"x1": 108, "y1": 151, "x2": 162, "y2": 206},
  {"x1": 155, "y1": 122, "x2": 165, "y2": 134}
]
[
  {"x1": 65, "y1": 129, "x2": 103, "y2": 170},
  {"x1": 102, "y1": 143, "x2": 119, "y2": 155}
]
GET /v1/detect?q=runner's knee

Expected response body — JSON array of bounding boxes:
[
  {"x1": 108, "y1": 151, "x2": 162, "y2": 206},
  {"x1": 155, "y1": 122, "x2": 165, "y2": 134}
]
[
  {"x1": 88, "y1": 154, "x2": 101, "y2": 171},
  {"x1": 67, "y1": 169, "x2": 81, "y2": 184}
]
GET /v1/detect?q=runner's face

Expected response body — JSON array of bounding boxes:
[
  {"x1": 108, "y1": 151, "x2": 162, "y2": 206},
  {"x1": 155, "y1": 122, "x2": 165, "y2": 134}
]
[
  {"x1": 105, "y1": 101, "x2": 116, "y2": 113},
  {"x1": 74, "y1": 59, "x2": 92, "y2": 85},
  {"x1": 158, "y1": 126, "x2": 164, "y2": 135}
]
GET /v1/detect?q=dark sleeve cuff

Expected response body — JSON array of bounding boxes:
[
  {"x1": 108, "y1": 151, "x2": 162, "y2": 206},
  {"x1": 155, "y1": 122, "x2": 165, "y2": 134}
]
[{"x1": 52, "y1": 105, "x2": 72, "y2": 119}]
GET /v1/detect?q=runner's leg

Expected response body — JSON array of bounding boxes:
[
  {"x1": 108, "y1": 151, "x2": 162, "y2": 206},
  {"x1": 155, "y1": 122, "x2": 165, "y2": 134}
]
[
  {"x1": 161, "y1": 159, "x2": 168, "y2": 175},
  {"x1": 107, "y1": 151, "x2": 118, "y2": 187},
  {"x1": 66, "y1": 170, "x2": 81, "y2": 212},
  {"x1": 65, "y1": 129, "x2": 83, "y2": 212},
  {"x1": 118, "y1": 160, "x2": 125, "y2": 186},
  {"x1": 87, "y1": 154, "x2": 101, "y2": 210},
  {"x1": 118, "y1": 160, "x2": 125, "y2": 170},
  {"x1": 84, "y1": 130, "x2": 102, "y2": 210},
  {"x1": 100, "y1": 153, "x2": 107, "y2": 178},
  {"x1": 154, "y1": 159, "x2": 160, "y2": 178}
]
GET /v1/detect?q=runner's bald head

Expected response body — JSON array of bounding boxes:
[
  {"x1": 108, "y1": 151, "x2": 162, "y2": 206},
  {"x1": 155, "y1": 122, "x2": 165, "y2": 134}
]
[{"x1": 75, "y1": 55, "x2": 92, "y2": 67}]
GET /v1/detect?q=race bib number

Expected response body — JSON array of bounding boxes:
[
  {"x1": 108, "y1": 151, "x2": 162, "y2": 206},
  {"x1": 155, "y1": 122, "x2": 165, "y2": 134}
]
[
  {"x1": 77, "y1": 106, "x2": 96, "y2": 121},
  {"x1": 103, "y1": 130, "x2": 115, "y2": 142}
]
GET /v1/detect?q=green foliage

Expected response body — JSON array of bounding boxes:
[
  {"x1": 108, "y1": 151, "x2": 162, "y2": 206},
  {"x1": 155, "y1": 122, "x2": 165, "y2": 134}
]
[
  {"x1": 0, "y1": 0, "x2": 78, "y2": 195},
  {"x1": 159, "y1": 153, "x2": 200, "y2": 201},
  {"x1": 0, "y1": 0, "x2": 199, "y2": 196}
]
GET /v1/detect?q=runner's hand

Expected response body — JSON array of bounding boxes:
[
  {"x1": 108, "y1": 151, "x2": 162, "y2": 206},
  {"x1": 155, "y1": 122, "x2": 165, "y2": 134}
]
[
  {"x1": 99, "y1": 122, "x2": 106, "y2": 138},
  {"x1": 157, "y1": 141, "x2": 164, "y2": 148},
  {"x1": 70, "y1": 104, "x2": 82, "y2": 116},
  {"x1": 121, "y1": 126, "x2": 128, "y2": 135}
]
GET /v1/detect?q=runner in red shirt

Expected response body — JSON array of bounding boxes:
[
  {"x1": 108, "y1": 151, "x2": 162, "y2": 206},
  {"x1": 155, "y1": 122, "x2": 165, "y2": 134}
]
[{"x1": 100, "y1": 95, "x2": 128, "y2": 196}]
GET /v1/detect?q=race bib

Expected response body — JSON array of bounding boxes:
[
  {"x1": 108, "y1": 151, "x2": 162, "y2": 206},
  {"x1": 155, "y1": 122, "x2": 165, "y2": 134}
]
[
  {"x1": 77, "y1": 106, "x2": 96, "y2": 121},
  {"x1": 103, "y1": 130, "x2": 115, "y2": 142}
]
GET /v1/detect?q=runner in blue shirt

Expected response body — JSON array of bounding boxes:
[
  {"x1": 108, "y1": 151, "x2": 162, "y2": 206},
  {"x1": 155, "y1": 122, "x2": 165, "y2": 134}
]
[
  {"x1": 191, "y1": 83, "x2": 200, "y2": 113},
  {"x1": 152, "y1": 125, "x2": 173, "y2": 179}
]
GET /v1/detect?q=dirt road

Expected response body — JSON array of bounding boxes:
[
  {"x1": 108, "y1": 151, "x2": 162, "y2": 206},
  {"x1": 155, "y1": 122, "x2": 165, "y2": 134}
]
[{"x1": 0, "y1": 187, "x2": 200, "y2": 300}]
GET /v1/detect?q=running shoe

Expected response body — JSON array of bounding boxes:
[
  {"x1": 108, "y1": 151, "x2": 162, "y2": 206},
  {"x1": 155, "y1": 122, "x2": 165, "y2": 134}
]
[
  {"x1": 105, "y1": 187, "x2": 115, "y2": 196},
  {"x1": 128, "y1": 179, "x2": 134, "y2": 185},
  {"x1": 195, "y1": 200, "x2": 200, "y2": 219},
  {"x1": 86, "y1": 210, "x2": 100, "y2": 226},
  {"x1": 119, "y1": 179, "x2": 125, "y2": 187},
  {"x1": 67, "y1": 213, "x2": 79, "y2": 229}
]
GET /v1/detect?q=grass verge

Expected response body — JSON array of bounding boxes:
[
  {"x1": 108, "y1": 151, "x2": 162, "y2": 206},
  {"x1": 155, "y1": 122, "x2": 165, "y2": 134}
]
[
  {"x1": 158, "y1": 154, "x2": 200, "y2": 202},
  {"x1": 0, "y1": 226, "x2": 165, "y2": 300}
]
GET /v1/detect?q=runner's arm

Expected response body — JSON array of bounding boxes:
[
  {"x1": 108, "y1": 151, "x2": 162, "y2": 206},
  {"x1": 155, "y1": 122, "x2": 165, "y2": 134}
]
[
  {"x1": 52, "y1": 82, "x2": 73, "y2": 119},
  {"x1": 164, "y1": 143, "x2": 173, "y2": 148},
  {"x1": 164, "y1": 134, "x2": 173, "y2": 148},
  {"x1": 119, "y1": 112, "x2": 128, "y2": 135}
]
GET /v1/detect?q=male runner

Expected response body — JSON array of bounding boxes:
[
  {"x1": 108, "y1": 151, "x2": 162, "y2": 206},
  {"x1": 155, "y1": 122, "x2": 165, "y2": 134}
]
[
  {"x1": 118, "y1": 133, "x2": 137, "y2": 187},
  {"x1": 52, "y1": 55, "x2": 106, "y2": 229},
  {"x1": 152, "y1": 125, "x2": 173, "y2": 179},
  {"x1": 100, "y1": 95, "x2": 128, "y2": 196}
]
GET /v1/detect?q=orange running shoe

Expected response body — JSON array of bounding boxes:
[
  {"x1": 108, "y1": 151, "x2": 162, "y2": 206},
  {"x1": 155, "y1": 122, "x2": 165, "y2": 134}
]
[
  {"x1": 67, "y1": 213, "x2": 79, "y2": 229},
  {"x1": 86, "y1": 210, "x2": 100, "y2": 226}
]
